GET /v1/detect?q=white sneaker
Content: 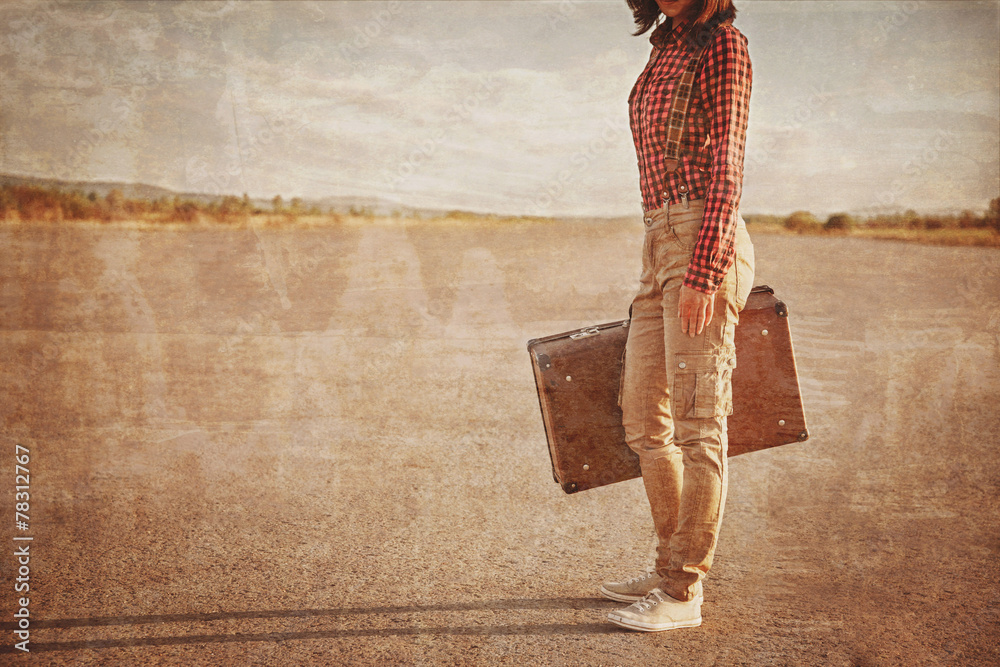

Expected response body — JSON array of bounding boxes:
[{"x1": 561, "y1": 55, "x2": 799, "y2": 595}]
[
  {"x1": 607, "y1": 587, "x2": 702, "y2": 632},
  {"x1": 600, "y1": 571, "x2": 703, "y2": 604}
]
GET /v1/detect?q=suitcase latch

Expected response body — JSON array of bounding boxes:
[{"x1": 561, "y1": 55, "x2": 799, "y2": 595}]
[{"x1": 570, "y1": 327, "x2": 601, "y2": 340}]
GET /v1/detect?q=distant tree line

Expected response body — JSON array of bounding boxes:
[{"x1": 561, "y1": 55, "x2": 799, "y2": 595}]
[
  {"x1": 0, "y1": 184, "x2": 323, "y2": 223},
  {"x1": 4, "y1": 183, "x2": 998, "y2": 234},
  {"x1": 747, "y1": 197, "x2": 1000, "y2": 235}
]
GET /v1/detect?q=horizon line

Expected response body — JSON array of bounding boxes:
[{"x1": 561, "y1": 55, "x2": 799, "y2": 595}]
[{"x1": 0, "y1": 170, "x2": 993, "y2": 220}]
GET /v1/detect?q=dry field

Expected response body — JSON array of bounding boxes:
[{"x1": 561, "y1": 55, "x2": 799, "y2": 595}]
[
  {"x1": 1, "y1": 215, "x2": 998, "y2": 665},
  {"x1": 747, "y1": 221, "x2": 1000, "y2": 248}
]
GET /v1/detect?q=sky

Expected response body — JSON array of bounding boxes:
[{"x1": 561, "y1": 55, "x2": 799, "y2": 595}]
[{"x1": 0, "y1": 0, "x2": 997, "y2": 217}]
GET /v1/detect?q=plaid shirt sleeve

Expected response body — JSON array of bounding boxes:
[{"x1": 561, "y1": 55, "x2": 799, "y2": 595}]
[{"x1": 683, "y1": 27, "x2": 752, "y2": 294}]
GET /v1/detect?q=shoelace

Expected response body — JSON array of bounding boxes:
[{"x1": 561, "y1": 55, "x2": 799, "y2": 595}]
[
  {"x1": 626, "y1": 570, "x2": 655, "y2": 585},
  {"x1": 631, "y1": 589, "x2": 667, "y2": 612}
]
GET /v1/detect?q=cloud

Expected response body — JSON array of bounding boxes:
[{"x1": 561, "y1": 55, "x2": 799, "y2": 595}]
[{"x1": 0, "y1": 0, "x2": 996, "y2": 216}]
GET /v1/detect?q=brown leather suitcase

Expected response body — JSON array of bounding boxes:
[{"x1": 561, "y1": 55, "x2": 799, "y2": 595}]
[{"x1": 527, "y1": 285, "x2": 808, "y2": 493}]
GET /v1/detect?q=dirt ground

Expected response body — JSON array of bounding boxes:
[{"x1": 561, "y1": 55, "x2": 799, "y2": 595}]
[{"x1": 1, "y1": 217, "x2": 998, "y2": 665}]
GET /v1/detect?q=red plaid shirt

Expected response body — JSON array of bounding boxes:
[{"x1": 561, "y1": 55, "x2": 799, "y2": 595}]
[{"x1": 629, "y1": 17, "x2": 752, "y2": 294}]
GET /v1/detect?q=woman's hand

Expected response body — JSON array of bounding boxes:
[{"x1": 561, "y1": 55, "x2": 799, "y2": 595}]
[{"x1": 677, "y1": 285, "x2": 715, "y2": 337}]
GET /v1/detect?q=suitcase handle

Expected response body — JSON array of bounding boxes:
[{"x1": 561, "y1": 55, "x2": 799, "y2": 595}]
[
  {"x1": 569, "y1": 327, "x2": 601, "y2": 340},
  {"x1": 750, "y1": 285, "x2": 787, "y2": 317}
]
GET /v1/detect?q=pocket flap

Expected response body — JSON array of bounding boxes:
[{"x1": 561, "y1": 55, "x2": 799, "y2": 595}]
[
  {"x1": 673, "y1": 350, "x2": 736, "y2": 373},
  {"x1": 672, "y1": 350, "x2": 737, "y2": 420}
]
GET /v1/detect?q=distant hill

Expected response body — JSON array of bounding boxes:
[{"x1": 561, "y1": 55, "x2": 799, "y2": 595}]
[
  {"x1": 0, "y1": 172, "x2": 451, "y2": 218},
  {"x1": 0, "y1": 173, "x2": 181, "y2": 201}
]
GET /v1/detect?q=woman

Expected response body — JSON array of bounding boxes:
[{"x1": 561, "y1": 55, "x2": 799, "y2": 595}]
[{"x1": 601, "y1": 0, "x2": 754, "y2": 632}]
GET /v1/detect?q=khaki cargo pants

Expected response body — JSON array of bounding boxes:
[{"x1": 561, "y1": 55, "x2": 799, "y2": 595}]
[{"x1": 619, "y1": 200, "x2": 754, "y2": 602}]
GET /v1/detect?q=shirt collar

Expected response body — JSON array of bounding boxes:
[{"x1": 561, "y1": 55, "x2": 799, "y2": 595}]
[{"x1": 649, "y1": 16, "x2": 693, "y2": 50}]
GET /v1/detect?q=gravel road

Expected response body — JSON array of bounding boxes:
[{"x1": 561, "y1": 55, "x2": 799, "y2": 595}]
[{"x1": 1, "y1": 218, "x2": 998, "y2": 665}]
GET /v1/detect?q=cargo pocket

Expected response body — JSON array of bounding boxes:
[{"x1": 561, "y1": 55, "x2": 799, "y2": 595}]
[{"x1": 672, "y1": 351, "x2": 736, "y2": 419}]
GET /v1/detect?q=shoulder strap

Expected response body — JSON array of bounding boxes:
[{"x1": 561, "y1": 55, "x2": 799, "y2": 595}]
[{"x1": 661, "y1": 28, "x2": 719, "y2": 174}]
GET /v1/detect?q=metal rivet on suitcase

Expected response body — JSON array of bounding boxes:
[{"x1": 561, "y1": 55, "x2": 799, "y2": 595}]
[
  {"x1": 778, "y1": 419, "x2": 785, "y2": 426},
  {"x1": 583, "y1": 464, "x2": 590, "y2": 471},
  {"x1": 678, "y1": 361, "x2": 687, "y2": 369},
  {"x1": 566, "y1": 375, "x2": 572, "y2": 381},
  {"x1": 761, "y1": 329, "x2": 769, "y2": 336}
]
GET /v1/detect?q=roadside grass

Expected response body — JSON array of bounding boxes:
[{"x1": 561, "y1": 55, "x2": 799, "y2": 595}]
[
  {"x1": 744, "y1": 220, "x2": 1000, "y2": 248},
  {"x1": 4, "y1": 182, "x2": 998, "y2": 248},
  {"x1": 4, "y1": 210, "x2": 998, "y2": 248},
  {"x1": 0, "y1": 210, "x2": 563, "y2": 230},
  {"x1": 850, "y1": 227, "x2": 1000, "y2": 247}
]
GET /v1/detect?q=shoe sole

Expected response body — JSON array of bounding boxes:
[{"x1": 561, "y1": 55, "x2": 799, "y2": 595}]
[
  {"x1": 598, "y1": 585, "x2": 644, "y2": 603},
  {"x1": 599, "y1": 586, "x2": 704, "y2": 604},
  {"x1": 606, "y1": 612, "x2": 702, "y2": 632}
]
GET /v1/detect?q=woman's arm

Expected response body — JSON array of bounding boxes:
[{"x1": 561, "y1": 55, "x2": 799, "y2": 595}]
[{"x1": 682, "y1": 26, "x2": 753, "y2": 296}]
